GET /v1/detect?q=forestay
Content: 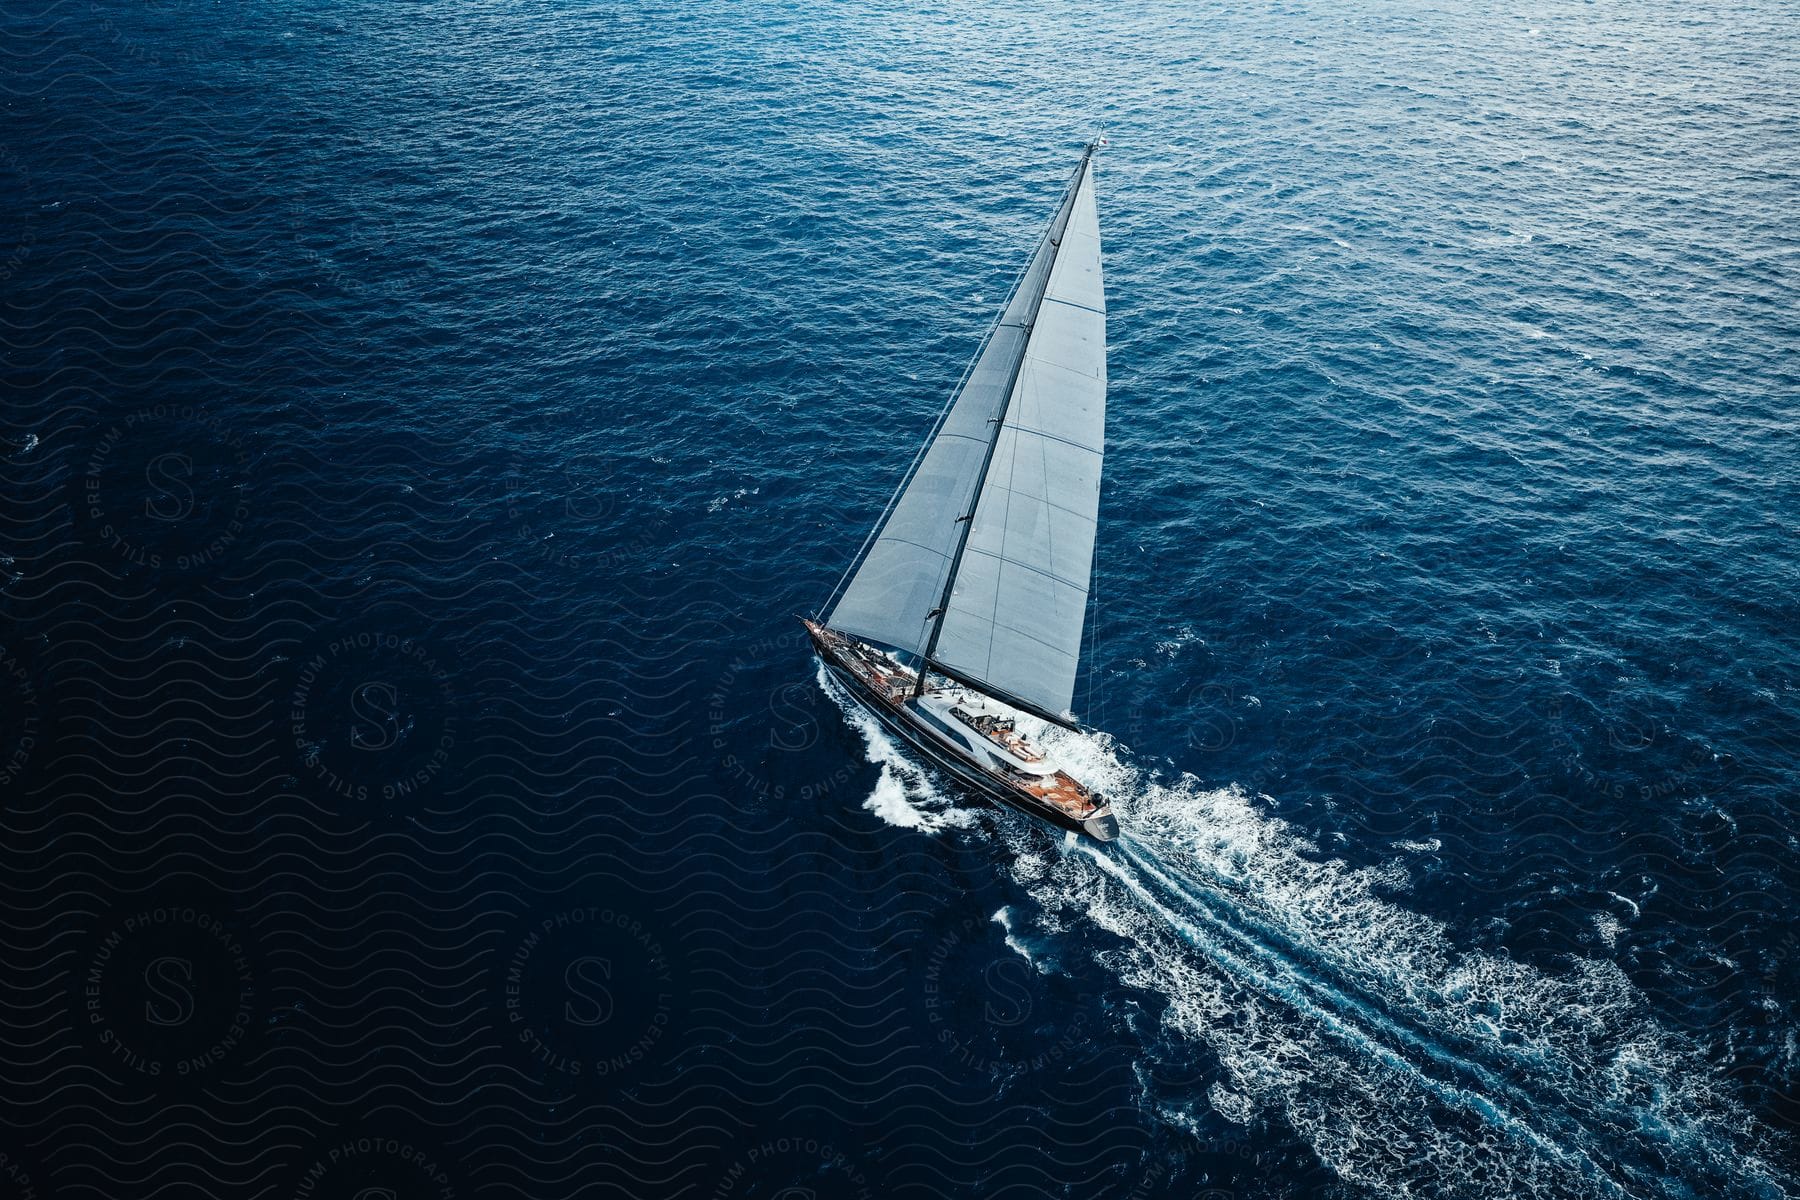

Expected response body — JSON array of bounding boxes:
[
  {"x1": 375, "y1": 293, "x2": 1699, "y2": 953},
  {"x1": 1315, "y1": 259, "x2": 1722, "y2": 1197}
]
[{"x1": 826, "y1": 147, "x2": 1105, "y2": 725}]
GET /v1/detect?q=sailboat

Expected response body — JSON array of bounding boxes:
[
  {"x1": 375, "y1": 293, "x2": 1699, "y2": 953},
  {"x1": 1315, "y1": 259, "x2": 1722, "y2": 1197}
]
[{"x1": 804, "y1": 140, "x2": 1119, "y2": 841}]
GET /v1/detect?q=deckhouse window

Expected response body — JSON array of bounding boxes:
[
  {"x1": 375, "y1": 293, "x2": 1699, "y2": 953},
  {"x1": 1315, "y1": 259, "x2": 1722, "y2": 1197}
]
[{"x1": 916, "y1": 709, "x2": 970, "y2": 751}]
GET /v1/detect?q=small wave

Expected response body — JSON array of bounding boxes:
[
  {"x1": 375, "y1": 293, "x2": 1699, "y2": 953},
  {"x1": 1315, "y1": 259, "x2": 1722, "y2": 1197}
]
[
  {"x1": 1208, "y1": 1082, "x2": 1255, "y2": 1126},
  {"x1": 1153, "y1": 624, "x2": 1202, "y2": 656},
  {"x1": 705, "y1": 486, "x2": 759, "y2": 513},
  {"x1": 1606, "y1": 891, "x2": 1642, "y2": 921},
  {"x1": 993, "y1": 906, "x2": 1034, "y2": 963}
]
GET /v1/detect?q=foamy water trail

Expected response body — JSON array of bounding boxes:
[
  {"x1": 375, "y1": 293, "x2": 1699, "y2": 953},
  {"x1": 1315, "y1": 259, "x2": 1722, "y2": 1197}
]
[
  {"x1": 818, "y1": 665, "x2": 975, "y2": 835},
  {"x1": 1030, "y1": 728, "x2": 1795, "y2": 1199},
  {"x1": 820, "y1": 673, "x2": 1794, "y2": 1198}
]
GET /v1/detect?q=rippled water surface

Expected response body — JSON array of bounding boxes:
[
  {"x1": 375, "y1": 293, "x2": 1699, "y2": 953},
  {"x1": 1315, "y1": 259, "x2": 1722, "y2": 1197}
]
[{"x1": 3, "y1": 0, "x2": 1797, "y2": 1196}]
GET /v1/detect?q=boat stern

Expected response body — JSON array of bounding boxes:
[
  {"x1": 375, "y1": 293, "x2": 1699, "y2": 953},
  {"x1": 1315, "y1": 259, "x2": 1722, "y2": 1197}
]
[{"x1": 1082, "y1": 800, "x2": 1120, "y2": 842}]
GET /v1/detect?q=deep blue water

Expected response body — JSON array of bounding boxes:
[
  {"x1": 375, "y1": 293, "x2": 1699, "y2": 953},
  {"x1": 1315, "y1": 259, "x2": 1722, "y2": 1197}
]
[{"x1": 3, "y1": 1, "x2": 1798, "y2": 1197}]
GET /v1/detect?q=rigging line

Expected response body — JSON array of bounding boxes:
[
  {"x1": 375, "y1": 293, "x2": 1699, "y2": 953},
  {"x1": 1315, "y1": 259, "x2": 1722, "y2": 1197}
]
[
  {"x1": 1080, "y1": 443, "x2": 1094, "y2": 714},
  {"x1": 815, "y1": 181, "x2": 1060, "y2": 624},
  {"x1": 981, "y1": 377, "x2": 1025, "y2": 686},
  {"x1": 1036, "y1": 374, "x2": 1059, "y2": 694}
]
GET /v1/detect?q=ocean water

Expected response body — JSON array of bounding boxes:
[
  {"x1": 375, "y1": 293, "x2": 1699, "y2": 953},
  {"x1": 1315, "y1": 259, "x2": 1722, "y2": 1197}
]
[{"x1": 2, "y1": 1, "x2": 1797, "y2": 1197}]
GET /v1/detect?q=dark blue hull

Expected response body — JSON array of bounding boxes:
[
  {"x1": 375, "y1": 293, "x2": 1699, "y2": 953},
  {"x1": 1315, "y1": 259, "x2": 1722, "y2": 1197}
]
[{"x1": 815, "y1": 650, "x2": 1112, "y2": 840}]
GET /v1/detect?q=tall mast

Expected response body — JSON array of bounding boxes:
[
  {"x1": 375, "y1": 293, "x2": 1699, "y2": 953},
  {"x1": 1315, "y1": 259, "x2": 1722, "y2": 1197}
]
[{"x1": 912, "y1": 143, "x2": 1097, "y2": 698}]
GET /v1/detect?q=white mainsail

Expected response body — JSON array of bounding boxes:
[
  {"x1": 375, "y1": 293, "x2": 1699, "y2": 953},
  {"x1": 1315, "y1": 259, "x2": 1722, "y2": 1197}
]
[{"x1": 826, "y1": 145, "x2": 1105, "y2": 726}]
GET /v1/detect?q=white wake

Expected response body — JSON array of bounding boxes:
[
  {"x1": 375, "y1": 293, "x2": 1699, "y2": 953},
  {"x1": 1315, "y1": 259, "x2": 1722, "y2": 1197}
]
[{"x1": 821, "y1": 673, "x2": 1794, "y2": 1198}]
